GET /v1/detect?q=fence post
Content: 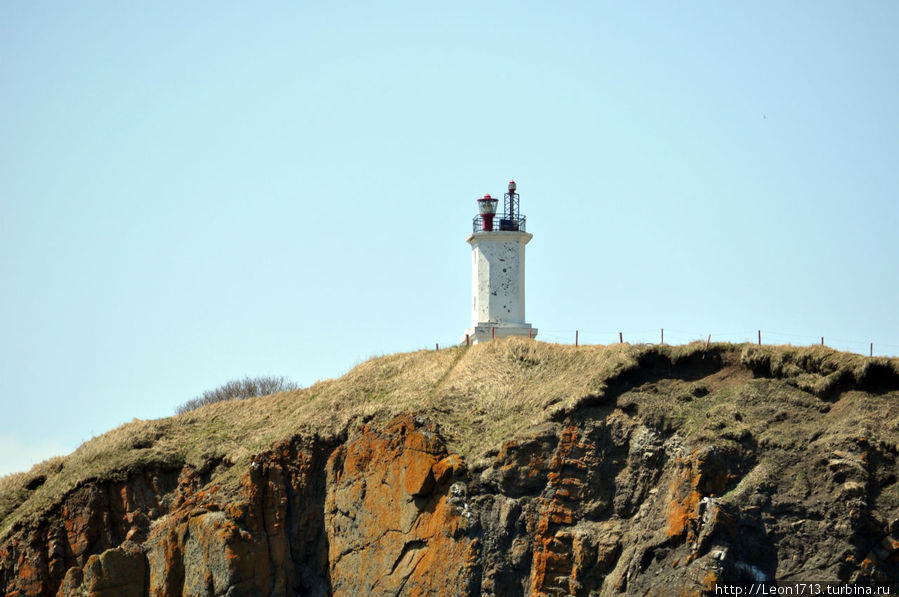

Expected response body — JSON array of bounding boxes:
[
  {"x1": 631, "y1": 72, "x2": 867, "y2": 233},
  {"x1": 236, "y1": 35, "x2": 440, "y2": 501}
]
[
  {"x1": 619, "y1": 332, "x2": 623, "y2": 344},
  {"x1": 528, "y1": 328, "x2": 532, "y2": 339},
  {"x1": 661, "y1": 328, "x2": 664, "y2": 344},
  {"x1": 821, "y1": 337, "x2": 824, "y2": 346},
  {"x1": 870, "y1": 343, "x2": 873, "y2": 357},
  {"x1": 466, "y1": 333, "x2": 470, "y2": 346},
  {"x1": 492, "y1": 327, "x2": 495, "y2": 340},
  {"x1": 705, "y1": 334, "x2": 711, "y2": 349},
  {"x1": 575, "y1": 330, "x2": 579, "y2": 347},
  {"x1": 758, "y1": 330, "x2": 761, "y2": 346},
  {"x1": 436, "y1": 343, "x2": 439, "y2": 350}
]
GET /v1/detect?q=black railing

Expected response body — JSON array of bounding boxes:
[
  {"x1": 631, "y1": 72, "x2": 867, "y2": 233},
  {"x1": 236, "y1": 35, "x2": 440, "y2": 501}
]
[{"x1": 472, "y1": 214, "x2": 527, "y2": 233}]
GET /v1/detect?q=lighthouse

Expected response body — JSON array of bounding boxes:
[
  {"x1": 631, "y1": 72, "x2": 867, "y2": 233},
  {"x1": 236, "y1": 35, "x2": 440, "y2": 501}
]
[{"x1": 462, "y1": 180, "x2": 537, "y2": 344}]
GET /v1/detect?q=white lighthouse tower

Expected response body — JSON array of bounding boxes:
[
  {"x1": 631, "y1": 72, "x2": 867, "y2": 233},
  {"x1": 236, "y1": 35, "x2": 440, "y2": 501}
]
[{"x1": 462, "y1": 180, "x2": 537, "y2": 344}]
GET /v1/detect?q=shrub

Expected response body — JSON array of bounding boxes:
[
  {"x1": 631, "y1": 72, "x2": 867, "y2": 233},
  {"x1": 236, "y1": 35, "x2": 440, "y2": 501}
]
[{"x1": 176, "y1": 376, "x2": 299, "y2": 414}]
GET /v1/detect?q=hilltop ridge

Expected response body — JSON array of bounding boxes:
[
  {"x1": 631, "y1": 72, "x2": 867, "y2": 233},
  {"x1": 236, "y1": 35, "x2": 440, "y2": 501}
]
[{"x1": 2, "y1": 340, "x2": 898, "y2": 595}]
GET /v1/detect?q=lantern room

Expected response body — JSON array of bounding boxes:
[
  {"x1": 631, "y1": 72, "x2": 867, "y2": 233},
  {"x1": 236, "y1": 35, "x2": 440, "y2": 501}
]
[{"x1": 472, "y1": 181, "x2": 526, "y2": 233}]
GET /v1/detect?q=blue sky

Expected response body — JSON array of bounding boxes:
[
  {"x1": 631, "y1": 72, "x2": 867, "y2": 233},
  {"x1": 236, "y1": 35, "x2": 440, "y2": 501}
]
[{"x1": 2, "y1": 2, "x2": 898, "y2": 476}]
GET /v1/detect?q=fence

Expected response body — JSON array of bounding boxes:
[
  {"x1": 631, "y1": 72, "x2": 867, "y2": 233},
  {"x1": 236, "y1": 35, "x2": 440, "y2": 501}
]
[
  {"x1": 429, "y1": 327, "x2": 899, "y2": 358},
  {"x1": 471, "y1": 215, "x2": 527, "y2": 233}
]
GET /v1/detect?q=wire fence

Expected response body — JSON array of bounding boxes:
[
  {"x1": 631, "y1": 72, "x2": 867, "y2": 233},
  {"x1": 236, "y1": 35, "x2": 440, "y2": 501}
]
[{"x1": 429, "y1": 327, "x2": 899, "y2": 358}]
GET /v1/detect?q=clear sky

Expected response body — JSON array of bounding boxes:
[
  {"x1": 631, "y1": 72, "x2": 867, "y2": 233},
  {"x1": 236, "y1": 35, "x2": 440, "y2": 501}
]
[{"x1": 2, "y1": 2, "x2": 898, "y2": 476}]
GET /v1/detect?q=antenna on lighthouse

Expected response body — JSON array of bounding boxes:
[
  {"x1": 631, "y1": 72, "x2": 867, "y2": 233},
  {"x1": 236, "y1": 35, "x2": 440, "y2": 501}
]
[{"x1": 503, "y1": 179, "x2": 520, "y2": 228}]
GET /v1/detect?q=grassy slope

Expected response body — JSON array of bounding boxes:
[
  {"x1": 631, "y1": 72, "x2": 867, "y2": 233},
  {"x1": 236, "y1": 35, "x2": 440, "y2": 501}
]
[{"x1": 2, "y1": 339, "x2": 898, "y2": 542}]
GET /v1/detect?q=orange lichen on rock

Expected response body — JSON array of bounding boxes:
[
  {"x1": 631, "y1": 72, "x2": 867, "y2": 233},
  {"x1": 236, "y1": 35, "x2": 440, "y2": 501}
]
[
  {"x1": 14, "y1": 539, "x2": 48, "y2": 597},
  {"x1": 703, "y1": 570, "x2": 718, "y2": 591},
  {"x1": 325, "y1": 414, "x2": 473, "y2": 596},
  {"x1": 666, "y1": 472, "x2": 703, "y2": 540},
  {"x1": 58, "y1": 542, "x2": 146, "y2": 597},
  {"x1": 403, "y1": 449, "x2": 437, "y2": 497},
  {"x1": 666, "y1": 447, "x2": 731, "y2": 541},
  {"x1": 0, "y1": 467, "x2": 182, "y2": 597},
  {"x1": 528, "y1": 425, "x2": 600, "y2": 596},
  {"x1": 432, "y1": 454, "x2": 464, "y2": 485}
]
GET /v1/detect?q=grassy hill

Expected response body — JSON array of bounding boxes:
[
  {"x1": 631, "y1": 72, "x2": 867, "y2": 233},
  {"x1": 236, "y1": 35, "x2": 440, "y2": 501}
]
[{"x1": 2, "y1": 339, "x2": 898, "y2": 544}]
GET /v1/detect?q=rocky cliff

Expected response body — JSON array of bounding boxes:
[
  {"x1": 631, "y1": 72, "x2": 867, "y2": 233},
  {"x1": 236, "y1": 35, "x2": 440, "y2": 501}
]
[{"x1": 1, "y1": 340, "x2": 898, "y2": 596}]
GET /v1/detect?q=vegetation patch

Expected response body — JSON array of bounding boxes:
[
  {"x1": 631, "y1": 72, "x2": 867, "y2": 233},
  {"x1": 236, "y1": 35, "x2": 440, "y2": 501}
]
[
  {"x1": 176, "y1": 376, "x2": 299, "y2": 414},
  {"x1": 1, "y1": 340, "x2": 897, "y2": 544}
]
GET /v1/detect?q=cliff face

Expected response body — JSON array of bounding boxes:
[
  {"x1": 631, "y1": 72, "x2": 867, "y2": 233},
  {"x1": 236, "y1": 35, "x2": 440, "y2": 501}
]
[{"x1": 1, "y1": 342, "x2": 898, "y2": 596}]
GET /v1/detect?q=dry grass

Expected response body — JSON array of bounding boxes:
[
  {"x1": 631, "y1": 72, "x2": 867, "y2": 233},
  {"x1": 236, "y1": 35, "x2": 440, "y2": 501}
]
[{"x1": 2, "y1": 339, "x2": 898, "y2": 541}]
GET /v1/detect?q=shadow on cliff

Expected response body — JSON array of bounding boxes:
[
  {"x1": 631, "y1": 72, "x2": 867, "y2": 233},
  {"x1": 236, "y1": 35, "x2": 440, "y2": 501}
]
[{"x1": 552, "y1": 345, "x2": 726, "y2": 422}]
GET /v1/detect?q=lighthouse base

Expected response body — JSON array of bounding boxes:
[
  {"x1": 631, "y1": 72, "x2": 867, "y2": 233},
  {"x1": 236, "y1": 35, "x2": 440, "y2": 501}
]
[{"x1": 461, "y1": 323, "x2": 538, "y2": 345}]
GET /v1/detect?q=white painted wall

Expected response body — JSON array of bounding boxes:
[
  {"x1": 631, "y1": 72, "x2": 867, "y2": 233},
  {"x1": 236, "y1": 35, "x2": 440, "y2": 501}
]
[{"x1": 462, "y1": 230, "x2": 537, "y2": 344}]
